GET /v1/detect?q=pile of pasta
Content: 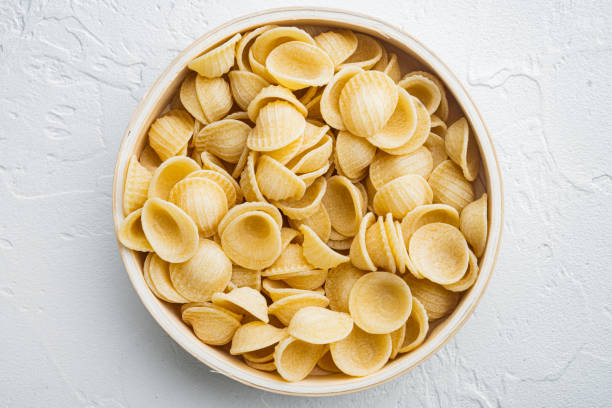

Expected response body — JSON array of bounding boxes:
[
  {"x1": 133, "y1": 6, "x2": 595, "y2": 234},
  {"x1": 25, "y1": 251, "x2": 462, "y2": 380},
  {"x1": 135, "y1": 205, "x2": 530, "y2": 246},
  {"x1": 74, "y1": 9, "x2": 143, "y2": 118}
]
[{"x1": 118, "y1": 25, "x2": 488, "y2": 382}]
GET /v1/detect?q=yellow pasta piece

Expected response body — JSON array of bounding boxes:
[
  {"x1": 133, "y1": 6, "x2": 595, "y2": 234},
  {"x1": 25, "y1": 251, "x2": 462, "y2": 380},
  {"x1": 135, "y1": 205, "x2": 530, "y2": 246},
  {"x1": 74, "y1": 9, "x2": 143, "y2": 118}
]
[
  {"x1": 243, "y1": 344, "x2": 276, "y2": 363},
  {"x1": 181, "y1": 301, "x2": 243, "y2": 320},
  {"x1": 304, "y1": 87, "x2": 324, "y2": 121},
  {"x1": 369, "y1": 147, "x2": 433, "y2": 190},
  {"x1": 182, "y1": 305, "x2": 241, "y2": 345},
  {"x1": 262, "y1": 243, "x2": 312, "y2": 279},
  {"x1": 274, "y1": 337, "x2": 327, "y2": 382},
  {"x1": 365, "y1": 215, "x2": 396, "y2": 273},
  {"x1": 288, "y1": 203, "x2": 332, "y2": 242},
  {"x1": 364, "y1": 175, "x2": 377, "y2": 211},
  {"x1": 283, "y1": 269, "x2": 328, "y2": 291},
  {"x1": 138, "y1": 144, "x2": 162, "y2": 172},
  {"x1": 443, "y1": 249, "x2": 479, "y2": 292},
  {"x1": 379, "y1": 95, "x2": 431, "y2": 155},
  {"x1": 217, "y1": 201, "x2": 282, "y2": 237},
  {"x1": 371, "y1": 43, "x2": 388, "y2": 71},
  {"x1": 320, "y1": 66, "x2": 362, "y2": 130},
  {"x1": 317, "y1": 351, "x2": 340, "y2": 373},
  {"x1": 373, "y1": 174, "x2": 433, "y2": 219},
  {"x1": 230, "y1": 265, "x2": 261, "y2": 291},
  {"x1": 289, "y1": 306, "x2": 353, "y2": 344},
  {"x1": 404, "y1": 272, "x2": 460, "y2": 322},
  {"x1": 398, "y1": 74, "x2": 441, "y2": 115},
  {"x1": 231, "y1": 144, "x2": 250, "y2": 179},
  {"x1": 247, "y1": 85, "x2": 307, "y2": 122},
  {"x1": 255, "y1": 155, "x2": 306, "y2": 201},
  {"x1": 228, "y1": 70, "x2": 270, "y2": 111},
  {"x1": 118, "y1": 208, "x2": 152, "y2": 252},
  {"x1": 268, "y1": 292, "x2": 329, "y2": 326},
  {"x1": 321, "y1": 175, "x2": 364, "y2": 237},
  {"x1": 338, "y1": 33, "x2": 383, "y2": 70},
  {"x1": 404, "y1": 71, "x2": 449, "y2": 121},
  {"x1": 397, "y1": 297, "x2": 429, "y2": 353},
  {"x1": 327, "y1": 237, "x2": 353, "y2": 251},
  {"x1": 236, "y1": 25, "x2": 277, "y2": 71},
  {"x1": 368, "y1": 87, "x2": 417, "y2": 149},
  {"x1": 339, "y1": 70, "x2": 398, "y2": 138},
  {"x1": 148, "y1": 154, "x2": 200, "y2": 202},
  {"x1": 324, "y1": 263, "x2": 365, "y2": 313},
  {"x1": 194, "y1": 119, "x2": 250, "y2": 163},
  {"x1": 239, "y1": 151, "x2": 267, "y2": 203},
  {"x1": 148, "y1": 109, "x2": 195, "y2": 161},
  {"x1": 225, "y1": 110, "x2": 252, "y2": 123},
  {"x1": 179, "y1": 72, "x2": 207, "y2": 124},
  {"x1": 460, "y1": 193, "x2": 488, "y2": 257},
  {"x1": 299, "y1": 225, "x2": 349, "y2": 269},
  {"x1": 186, "y1": 169, "x2": 237, "y2": 209},
  {"x1": 296, "y1": 121, "x2": 329, "y2": 155},
  {"x1": 198, "y1": 151, "x2": 243, "y2": 204},
  {"x1": 424, "y1": 132, "x2": 448, "y2": 168},
  {"x1": 428, "y1": 160, "x2": 475, "y2": 211},
  {"x1": 349, "y1": 272, "x2": 412, "y2": 334},
  {"x1": 314, "y1": 29, "x2": 358, "y2": 66},
  {"x1": 298, "y1": 161, "x2": 331, "y2": 187},
  {"x1": 330, "y1": 326, "x2": 391, "y2": 377},
  {"x1": 335, "y1": 130, "x2": 376, "y2": 180},
  {"x1": 142, "y1": 253, "x2": 185, "y2": 302},
  {"x1": 194, "y1": 75, "x2": 233, "y2": 123},
  {"x1": 383, "y1": 53, "x2": 401, "y2": 83},
  {"x1": 430, "y1": 114, "x2": 447, "y2": 137},
  {"x1": 266, "y1": 41, "x2": 334, "y2": 90},
  {"x1": 230, "y1": 321, "x2": 288, "y2": 355},
  {"x1": 248, "y1": 101, "x2": 306, "y2": 152},
  {"x1": 297, "y1": 86, "x2": 319, "y2": 106},
  {"x1": 274, "y1": 176, "x2": 326, "y2": 220},
  {"x1": 212, "y1": 286, "x2": 269, "y2": 322},
  {"x1": 280, "y1": 227, "x2": 300, "y2": 250},
  {"x1": 287, "y1": 133, "x2": 333, "y2": 174},
  {"x1": 389, "y1": 324, "x2": 406, "y2": 360},
  {"x1": 264, "y1": 134, "x2": 303, "y2": 167},
  {"x1": 349, "y1": 212, "x2": 377, "y2": 271},
  {"x1": 384, "y1": 213, "x2": 406, "y2": 274},
  {"x1": 188, "y1": 33, "x2": 241, "y2": 78},
  {"x1": 400, "y1": 204, "x2": 460, "y2": 241},
  {"x1": 123, "y1": 155, "x2": 152, "y2": 215},
  {"x1": 245, "y1": 359, "x2": 277, "y2": 372},
  {"x1": 445, "y1": 117, "x2": 480, "y2": 181},
  {"x1": 262, "y1": 279, "x2": 326, "y2": 302},
  {"x1": 220, "y1": 210, "x2": 282, "y2": 270},
  {"x1": 250, "y1": 26, "x2": 315, "y2": 78}
]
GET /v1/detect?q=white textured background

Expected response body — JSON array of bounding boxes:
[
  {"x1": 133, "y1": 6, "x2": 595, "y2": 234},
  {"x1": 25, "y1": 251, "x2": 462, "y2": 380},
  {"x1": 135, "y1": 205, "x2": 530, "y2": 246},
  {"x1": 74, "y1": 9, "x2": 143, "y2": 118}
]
[{"x1": 1, "y1": 1, "x2": 611, "y2": 407}]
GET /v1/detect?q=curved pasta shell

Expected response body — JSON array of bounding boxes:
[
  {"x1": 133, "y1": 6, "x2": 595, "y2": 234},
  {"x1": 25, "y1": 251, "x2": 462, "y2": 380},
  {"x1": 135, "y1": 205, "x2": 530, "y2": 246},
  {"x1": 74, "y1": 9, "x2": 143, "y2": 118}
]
[
  {"x1": 283, "y1": 269, "x2": 328, "y2": 291},
  {"x1": 139, "y1": 144, "x2": 162, "y2": 171},
  {"x1": 404, "y1": 71, "x2": 449, "y2": 121},
  {"x1": 298, "y1": 160, "x2": 331, "y2": 187},
  {"x1": 373, "y1": 174, "x2": 433, "y2": 219},
  {"x1": 262, "y1": 243, "x2": 313, "y2": 279},
  {"x1": 143, "y1": 253, "x2": 187, "y2": 303},
  {"x1": 268, "y1": 292, "x2": 329, "y2": 326},
  {"x1": 180, "y1": 301, "x2": 243, "y2": 321},
  {"x1": 443, "y1": 249, "x2": 479, "y2": 292},
  {"x1": 288, "y1": 204, "x2": 331, "y2": 242},
  {"x1": 123, "y1": 155, "x2": 152, "y2": 215},
  {"x1": 369, "y1": 147, "x2": 433, "y2": 190},
  {"x1": 247, "y1": 101, "x2": 306, "y2": 152},
  {"x1": 460, "y1": 193, "x2": 488, "y2": 257},
  {"x1": 266, "y1": 41, "x2": 334, "y2": 90},
  {"x1": 325, "y1": 263, "x2": 366, "y2": 313},
  {"x1": 245, "y1": 359, "x2": 276, "y2": 372},
  {"x1": 401, "y1": 204, "x2": 459, "y2": 241},
  {"x1": 221, "y1": 210, "x2": 282, "y2": 270},
  {"x1": 118, "y1": 208, "x2": 152, "y2": 252},
  {"x1": 148, "y1": 109, "x2": 194, "y2": 161},
  {"x1": 384, "y1": 213, "x2": 406, "y2": 274},
  {"x1": 280, "y1": 227, "x2": 299, "y2": 250},
  {"x1": 380, "y1": 95, "x2": 431, "y2": 155},
  {"x1": 225, "y1": 110, "x2": 252, "y2": 123},
  {"x1": 182, "y1": 306, "x2": 241, "y2": 345},
  {"x1": 230, "y1": 266, "x2": 261, "y2": 291},
  {"x1": 368, "y1": 87, "x2": 417, "y2": 149},
  {"x1": 398, "y1": 74, "x2": 441, "y2": 115},
  {"x1": 274, "y1": 176, "x2": 326, "y2": 220},
  {"x1": 188, "y1": 33, "x2": 241, "y2": 78},
  {"x1": 328, "y1": 237, "x2": 353, "y2": 251},
  {"x1": 217, "y1": 201, "x2": 282, "y2": 237},
  {"x1": 194, "y1": 119, "x2": 250, "y2": 163},
  {"x1": 339, "y1": 71, "x2": 398, "y2": 138},
  {"x1": 389, "y1": 324, "x2": 406, "y2": 360},
  {"x1": 430, "y1": 114, "x2": 447, "y2": 137},
  {"x1": 236, "y1": 25, "x2": 277, "y2": 71},
  {"x1": 428, "y1": 160, "x2": 475, "y2": 211},
  {"x1": 314, "y1": 29, "x2": 358, "y2": 66},
  {"x1": 371, "y1": 43, "x2": 388, "y2": 71},
  {"x1": 287, "y1": 133, "x2": 333, "y2": 174},
  {"x1": 403, "y1": 274, "x2": 458, "y2": 321},
  {"x1": 264, "y1": 131, "x2": 303, "y2": 165},
  {"x1": 304, "y1": 92, "x2": 322, "y2": 120},
  {"x1": 187, "y1": 169, "x2": 237, "y2": 209},
  {"x1": 397, "y1": 297, "x2": 429, "y2": 353},
  {"x1": 180, "y1": 72, "x2": 207, "y2": 124},
  {"x1": 255, "y1": 155, "x2": 306, "y2": 201},
  {"x1": 445, "y1": 117, "x2": 480, "y2": 181},
  {"x1": 321, "y1": 175, "x2": 364, "y2": 237},
  {"x1": 243, "y1": 344, "x2": 276, "y2": 363},
  {"x1": 335, "y1": 130, "x2": 376, "y2": 180},
  {"x1": 383, "y1": 53, "x2": 401, "y2": 83},
  {"x1": 263, "y1": 279, "x2": 326, "y2": 302},
  {"x1": 349, "y1": 212, "x2": 377, "y2": 271},
  {"x1": 297, "y1": 86, "x2": 319, "y2": 106},
  {"x1": 320, "y1": 66, "x2": 362, "y2": 130},
  {"x1": 337, "y1": 33, "x2": 383, "y2": 70},
  {"x1": 330, "y1": 326, "x2": 391, "y2": 377},
  {"x1": 231, "y1": 144, "x2": 250, "y2": 179},
  {"x1": 200, "y1": 151, "x2": 243, "y2": 203},
  {"x1": 409, "y1": 223, "x2": 469, "y2": 285},
  {"x1": 141, "y1": 198, "x2": 198, "y2": 262},
  {"x1": 239, "y1": 151, "x2": 267, "y2": 203},
  {"x1": 230, "y1": 321, "x2": 288, "y2": 355},
  {"x1": 212, "y1": 286, "x2": 269, "y2": 322},
  {"x1": 289, "y1": 306, "x2": 353, "y2": 344},
  {"x1": 274, "y1": 337, "x2": 327, "y2": 382},
  {"x1": 228, "y1": 70, "x2": 270, "y2": 111},
  {"x1": 365, "y1": 215, "x2": 396, "y2": 273},
  {"x1": 299, "y1": 225, "x2": 349, "y2": 269},
  {"x1": 195, "y1": 75, "x2": 233, "y2": 123},
  {"x1": 424, "y1": 132, "x2": 448, "y2": 168},
  {"x1": 247, "y1": 85, "x2": 307, "y2": 121},
  {"x1": 317, "y1": 351, "x2": 340, "y2": 373},
  {"x1": 169, "y1": 177, "x2": 228, "y2": 236}
]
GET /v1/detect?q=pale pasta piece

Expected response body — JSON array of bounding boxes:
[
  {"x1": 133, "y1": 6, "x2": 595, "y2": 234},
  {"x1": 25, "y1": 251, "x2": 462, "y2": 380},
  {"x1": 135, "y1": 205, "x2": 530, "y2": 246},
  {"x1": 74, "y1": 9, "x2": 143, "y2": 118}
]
[
  {"x1": 384, "y1": 213, "x2": 406, "y2": 274},
  {"x1": 296, "y1": 121, "x2": 329, "y2": 155},
  {"x1": 217, "y1": 201, "x2": 282, "y2": 237},
  {"x1": 430, "y1": 115, "x2": 447, "y2": 137},
  {"x1": 404, "y1": 273, "x2": 460, "y2": 321},
  {"x1": 182, "y1": 306, "x2": 241, "y2": 345},
  {"x1": 327, "y1": 237, "x2": 353, "y2": 251},
  {"x1": 297, "y1": 86, "x2": 319, "y2": 106},
  {"x1": 139, "y1": 144, "x2": 162, "y2": 171},
  {"x1": 369, "y1": 147, "x2": 433, "y2": 190},
  {"x1": 398, "y1": 74, "x2": 441, "y2": 115},
  {"x1": 255, "y1": 155, "x2": 306, "y2": 201},
  {"x1": 243, "y1": 344, "x2": 276, "y2": 363},
  {"x1": 317, "y1": 351, "x2": 340, "y2": 373},
  {"x1": 389, "y1": 326, "x2": 406, "y2": 360},
  {"x1": 349, "y1": 212, "x2": 377, "y2": 271},
  {"x1": 118, "y1": 208, "x2": 153, "y2": 252},
  {"x1": 289, "y1": 306, "x2": 353, "y2": 344},
  {"x1": 248, "y1": 101, "x2": 306, "y2": 152},
  {"x1": 245, "y1": 359, "x2": 277, "y2": 372},
  {"x1": 194, "y1": 119, "x2": 250, "y2": 163},
  {"x1": 230, "y1": 266, "x2": 261, "y2": 291},
  {"x1": 445, "y1": 117, "x2": 480, "y2": 181},
  {"x1": 400, "y1": 204, "x2": 460, "y2": 241},
  {"x1": 424, "y1": 132, "x2": 448, "y2": 168},
  {"x1": 148, "y1": 109, "x2": 195, "y2": 161},
  {"x1": 274, "y1": 337, "x2": 327, "y2": 382},
  {"x1": 288, "y1": 204, "x2": 332, "y2": 242},
  {"x1": 320, "y1": 66, "x2": 362, "y2": 130},
  {"x1": 179, "y1": 72, "x2": 207, "y2": 124},
  {"x1": 405, "y1": 71, "x2": 449, "y2": 121},
  {"x1": 123, "y1": 155, "x2": 152, "y2": 215},
  {"x1": 263, "y1": 279, "x2": 326, "y2": 302},
  {"x1": 283, "y1": 269, "x2": 328, "y2": 291},
  {"x1": 195, "y1": 75, "x2": 233, "y2": 123},
  {"x1": 325, "y1": 263, "x2": 366, "y2": 313},
  {"x1": 274, "y1": 176, "x2": 326, "y2": 220},
  {"x1": 262, "y1": 243, "x2": 312, "y2": 279},
  {"x1": 368, "y1": 87, "x2": 418, "y2": 149},
  {"x1": 268, "y1": 292, "x2": 329, "y2": 325},
  {"x1": 247, "y1": 85, "x2": 307, "y2": 121},
  {"x1": 299, "y1": 225, "x2": 349, "y2": 269},
  {"x1": 380, "y1": 96, "x2": 431, "y2": 155},
  {"x1": 280, "y1": 227, "x2": 300, "y2": 250},
  {"x1": 354, "y1": 182, "x2": 368, "y2": 216},
  {"x1": 335, "y1": 130, "x2": 376, "y2": 180},
  {"x1": 321, "y1": 175, "x2": 364, "y2": 237},
  {"x1": 266, "y1": 41, "x2": 334, "y2": 90},
  {"x1": 398, "y1": 297, "x2": 429, "y2": 353},
  {"x1": 298, "y1": 161, "x2": 331, "y2": 187},
  {"x1": 228, "y1": 70, "x2": 271, "y2": 111},
  {"x1": 187, "y1": 169, "x2": 237, "y2": 208},
  {"x1": 188, "y1": 33, "x2": 241, "y2": 78},
  {"x1": 443, "y1": 249, "x2": 479, "y2": 292},
  {"x1": 212, "y1": 286, "x2": 269, "y2": 322},
  {"x1": 199, "y1": 151, "x2": 244, "y2": 203},
  {"x1": 231, "y1": 144, "x2": 250, "y2": 179},
  {"x1": 230, "y1": 321, "x2": 288, "y2": 355},
  {"x1": 239, "y1": 151, "x2": 268, "y2": 203},
  {"x1": 460, "y1": 193, "x2": 488, "y2": 257},
  {"x1": 383, "y1": 53, "x2": 401, "y2": 83},
  {"x1": 225, "y1": 110, "x2": 252, "y2": 123},
  {"x1": 339, "y1": 70, "x2": 398, "y2": 138},
  {"x1": 330, "y1": 326, "x2": 391, "y2": 377},
  {"x1": 287, "y1": 134, "x2": 333, "y2": 174},
  {"x1": 236, "y1": 25, "x2": 277, "y2": 71},
  {"x1": 338, "y1": 33, "x2": 383, "y2": 70},
  {"x1": 305, "y1": 92, "x2": 322, "y2": 120},
  {"x1": 314, "y1": 29, "x2": 358, "y2": 66},
  {"x1": 373, "y1": 174, "x2": 433, "y2": 219},
  {"x1": 143, "y1": 253, "x2": 187, "y2": 302},
  {"x1": 428, "y1": 160, "x2": 475, "y2": 211},
  {"x1": 141, "y1": 198, "x2": 199, "y2": 263},
  {"x1": 365, "y1": 215, "x2": 396, "y2": 273},
  {"x1": 180, "y1": 301, "x2": 243, "y2": 321},
  {"x1": 371, "y1": 43, "x2": 388, "y2": 71},
  {"x1": 264, "y1": 132, "x2": 303, "y2": 165}
]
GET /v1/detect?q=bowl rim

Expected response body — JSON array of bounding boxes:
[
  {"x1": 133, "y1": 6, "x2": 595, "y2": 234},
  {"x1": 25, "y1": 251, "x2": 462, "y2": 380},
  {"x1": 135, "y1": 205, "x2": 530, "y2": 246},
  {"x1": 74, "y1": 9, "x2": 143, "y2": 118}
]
[{"x1": 112, "y1": 6, "x2": 504, "y2": 396}]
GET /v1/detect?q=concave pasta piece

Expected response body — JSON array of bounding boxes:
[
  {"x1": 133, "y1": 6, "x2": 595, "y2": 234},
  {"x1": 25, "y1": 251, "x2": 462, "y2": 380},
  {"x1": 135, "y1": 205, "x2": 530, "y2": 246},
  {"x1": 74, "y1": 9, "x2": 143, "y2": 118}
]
[
  {"x1": 314, "y1": 29, "x2": 358, "y2": 67},
  {"x1": 287, "y1": 133, "x2": 333, "y2": 174},
  {"x1": 372, "y1": 43, "x2": 388, "y2": 71},
  {"x1": 297, "y1": 86, "x2": 319, "y2": 106},
  {"x1": 212, "y1": 286, "x2": 269, "y2": 323},
  {"x1": 335, "y1": 130, "x2": 376, "y2": 180},
  {"x1": 317, "y1": 351, "x2": 340, "y2": 373},
  {"x1": 327, "y1": 237, "x2": 353, "y2": 251},
  {"x1": 262, "y1": 242, "x2": 312, "y2": 279},
  {"x1": 383, "y1": 53, "x2": 401, "y2": 83},
  {"x1": 243, "y1": 344, "x2": 276, "y2": 363},
  {"x1": 118, "y1": 208, "x2": 152, "y2": 252},
  {"x1": 221, "y1": 210, "x2": 282, "y2": 270},
  {"x1": 229, "y1": 70, "x2": 271, "y2": 112},
  {"x1": 321, "y1": 175, "x2": 364, "y2": 237},
  {"x1": 389, "y1": 324, "x2": 406, "y2": 359},
  {"x1": 169, "y1": 177, "x2": 228, "y2": 236},
  {"x1": 123, "y1": 156, "x2": 152, "y2": 215},
  {"x1": 297, "y1": 121, "x2": 329, "y2": 155},
  {"x1": 268, "y1": 292, "x2": 330, "y2": 325},
  {"x1": 349, "y1": 212, "x2": 377, "y2": 271},
  {"x1": 194, "y1": 119, "x2": 250, "y2": 163},
  {"x1": 330, "y1": 326, "x2": 391, "y2": 377},
  {"x1": 325, "y1": 263, "x2": 366, "y2": 313},
  {"x1": 198, "y1": 151, "x2": 243, "y2": 204},
  {"x1": 188, "y1": 33, "x2": 241, "y2": 78},
  {"x1": 283, "y1": 269, "x2": 328, "y2": 291},
  {"x1": 445, "y1": 117, "x2": 480, "y2": 181},
  {"x1": 299, "y1": 225, "x2": 349, "y2": 269},
  {"x1": 338, "y1": 33, "x2": 383, "y2": 70},
  {"x1": 225, "y1": 110, "x2": 252, "y2": 123},
  {"x1": 139, "y1": 144, "x2": 162, "y2": 171},
  {"x1": 320, "y1": 66, "x2": 363, "y2": 130},
  {"x1": 404, "y1": 71, "x2": 449, "y2": 121},
  {"x1": 384, "y1": 213, "x2": 406, "y2": 274},
  {"x1": 289, "y1": 306, "x2": 353, "y2": 344},
  {"x1": 255, "y1": 155, "x2": 306, "y2": 201},
  {"x1": 398, "y1": 74, "x2": 441, "y2": 115},
  {"x1": 400, "y1": 204, "x2": 459, "y2": 241},
  {"x1": 187, "y1": 169, "x2": 237, "y2": 208},
  {"x1": 355, "y1": 182, "x2": 369, "y2": 215},
  {"x1": 425, "y1": 132, "x2": 448, "y2": 168},
  {"x1": 365, "y1": 175, "x2": 377, "y2": 211},
  {"x1": 266, "y1": 41, "x2": 334, "y2": 90},
  {"x1": 460, "y1": 193, "x2": 488, "y2": 257},
  {"x1": 273, "y1": 176, "x2": 326, "y2": 220},
  {"x1": 182, "y1": 306, "x2": 241, "y2": 345},
  {"x1": 404, "y1": 273, "x2": 460, "y2": 321},
  {"x1": 181, "y1": 301, "x2": 243, "y2": 321},
  {"x1": 288, "y1": 204, "x2": 331, "y2": 242},
  {"x1": 143, "y1": 253, "x2": 187, "y2": 302},
  {"x1": 239, "y1": 151, "x2": 267, "y2": 203},
  {"x1": 169, "y1": 239, "x2": 231, "y2": 301},
  {"x1": 280, "y1": 227, "x2": 300, "y2": 250},
  {"x1": 195, "y1": 75, "x2": 233, "y2": 123},
  {"x1": 397, "y1": 297, "x2": 429, "y2": 353},
  {"x1": 247, "y1": 101, "x2": 306, "y2": 152},
  {"x1": 231, "y1": 144, "x2": 250, "y2": 179},
  {"x1": 263, "y1": 131, "x2": 303, "y2": 165},
  {"x1": 339, "y1": 70, "x2": 398, "y2": 138},
  {"x1": 236, "y1": 25, "x2": 277, "y2": 71},
  {"x1": 349, "y1": 272, "x2": 412, "y2": 334},
  {"x1": 247, "y1": 85, "x2": 307, "y2": 121},
  {"x1": 180, "y1": 72, "x2": 207, "y2": 123},
  {"x1": 409, "y1": 223, "x2": 469, "y2": 285},
  {"x1": 217, "y1": 201, "x2": 282, "y2": 237},
  {"x1": 428, "y1": 160, "x2": 475, "y2": 211},
  {"x1": 380, "y1": 95, "x2": 431, "y2": 155},
  {"x1": 364, "y1": 215, "x2": 396, "y2": 273},
  {"x1": 230, "y1": 321, "x2": 288, "y2": 355},
  {"x1": 368, "y1": 87, "x2": 418, "y2": 149},
  {"x1": 430, "y1": 115, "x2": 447, "y2": 137},
  {"x1": 373, "y1": 174, "x2": 433, "y2": 219},
  {"x1": 443, "y1": 249, "x2": 479, "y2": 292},
  {"x1": 245, "y1": 359, "x2": 277, "y2": 372},
  {"x1": 148, "y1": 109, "x2": 195, "y2": 161},
  {"x1": 298, "y1": 161, "x2": 331, "y2": 187},
  {"x1": 306, "y1": 95, "x2": 323, "y2": 122},
  {"x1": 262, "y1": 279, "x2": 325, "y2": 302},
  {"x1": 230, "y1": 266, "x2": 261, "y2": 291},
  {"x1": 369, "y1": 147, "x2": 433, "y2": 190},
  {"x1": 274, "y1": 337, "x2": 327, "y2": 382},
  {"x1": 141, "y1": 198, "x2": 198, "y2": 262}
]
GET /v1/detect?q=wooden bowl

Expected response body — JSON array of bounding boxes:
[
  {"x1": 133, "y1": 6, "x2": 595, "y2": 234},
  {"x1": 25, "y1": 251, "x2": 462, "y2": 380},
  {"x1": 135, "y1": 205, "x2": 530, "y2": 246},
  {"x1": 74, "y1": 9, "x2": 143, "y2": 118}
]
[{"x1": 112, "y1": 7, "x2": 503, "y2": 396}]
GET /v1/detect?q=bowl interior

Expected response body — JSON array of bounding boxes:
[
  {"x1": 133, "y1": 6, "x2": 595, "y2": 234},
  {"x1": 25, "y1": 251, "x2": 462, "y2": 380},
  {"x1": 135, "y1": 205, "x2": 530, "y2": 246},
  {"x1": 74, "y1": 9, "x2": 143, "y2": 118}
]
[{"x1": 112, "y1": 8, "x2": 502, "y2": 396}]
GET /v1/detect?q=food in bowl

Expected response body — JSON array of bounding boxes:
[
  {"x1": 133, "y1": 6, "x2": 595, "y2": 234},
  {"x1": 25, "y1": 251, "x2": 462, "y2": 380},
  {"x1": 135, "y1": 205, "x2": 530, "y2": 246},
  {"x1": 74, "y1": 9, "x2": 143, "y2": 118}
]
[{"x1": 117, "y1": 23, "x2": 488, "y2": 383}]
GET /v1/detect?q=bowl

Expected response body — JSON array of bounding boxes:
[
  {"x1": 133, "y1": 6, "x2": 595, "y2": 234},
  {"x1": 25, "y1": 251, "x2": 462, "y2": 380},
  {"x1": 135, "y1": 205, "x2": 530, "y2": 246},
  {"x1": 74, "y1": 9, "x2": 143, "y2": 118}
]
[{"x1": 112, "y1": 7, "x2": 503, "y2": 396}]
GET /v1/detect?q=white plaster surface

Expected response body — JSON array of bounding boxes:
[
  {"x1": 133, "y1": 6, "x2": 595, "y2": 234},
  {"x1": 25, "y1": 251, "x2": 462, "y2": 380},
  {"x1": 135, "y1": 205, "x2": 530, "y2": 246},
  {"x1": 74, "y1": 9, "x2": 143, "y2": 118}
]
[{"x1": 1, "y1": 0, "x2": 611, "y2": 406}]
